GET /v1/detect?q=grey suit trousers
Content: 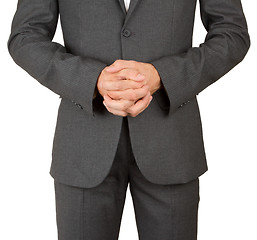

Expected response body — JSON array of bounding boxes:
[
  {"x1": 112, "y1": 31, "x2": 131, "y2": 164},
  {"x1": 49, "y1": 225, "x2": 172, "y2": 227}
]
[{"x1": 54, "y1": 116, "x2": 200, "y2": 240}]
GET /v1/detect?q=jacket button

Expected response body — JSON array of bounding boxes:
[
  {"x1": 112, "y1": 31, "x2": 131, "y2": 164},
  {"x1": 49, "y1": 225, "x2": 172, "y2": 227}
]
[{"x1": 122, "y1": 28, "x2": 131, "y2": 37}]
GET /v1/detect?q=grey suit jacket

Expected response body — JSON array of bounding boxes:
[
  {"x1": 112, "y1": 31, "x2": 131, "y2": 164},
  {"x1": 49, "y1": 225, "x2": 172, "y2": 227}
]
[{"x1": 7, "y1": 0, "x2": 250, "y2": 188}]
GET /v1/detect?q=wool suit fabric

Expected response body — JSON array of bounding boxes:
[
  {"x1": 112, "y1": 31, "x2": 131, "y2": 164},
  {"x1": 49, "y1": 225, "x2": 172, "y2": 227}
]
[
  {"x1": 7, "y1": 0, "x2": 250, "y2": 189},
  {"x1": 54, "y1": 116, "x2": 200, "y2": 240}
]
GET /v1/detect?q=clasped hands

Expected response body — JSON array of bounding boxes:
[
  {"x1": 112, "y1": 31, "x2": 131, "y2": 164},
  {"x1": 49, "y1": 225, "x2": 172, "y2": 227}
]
[{"x1": 96, "y1": 59, "x2": 161, "y2": 117}]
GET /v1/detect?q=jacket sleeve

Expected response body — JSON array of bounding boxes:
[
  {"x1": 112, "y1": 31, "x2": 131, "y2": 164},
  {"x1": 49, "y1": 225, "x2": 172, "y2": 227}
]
[
  {"x1": 7, "y1": 0, "x2": 108, "y2": 117},
  {"x1": 149, "y1": 0, "x2": 250, "y2": 115}
]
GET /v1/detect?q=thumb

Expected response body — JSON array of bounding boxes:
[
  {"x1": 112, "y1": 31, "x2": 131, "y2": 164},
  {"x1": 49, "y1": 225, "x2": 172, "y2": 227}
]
[{"x1": 105, "y1": 64, "x2": 122, "y2": 73}]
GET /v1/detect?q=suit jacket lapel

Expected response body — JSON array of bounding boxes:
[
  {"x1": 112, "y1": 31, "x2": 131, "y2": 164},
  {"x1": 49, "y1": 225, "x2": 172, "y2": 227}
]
[
  {"x1": 118, "y1": 0, "x2": 141, "y2": 26},
  {"x1": 118, "y1": 0, "x2": 126, "y2": 14}
]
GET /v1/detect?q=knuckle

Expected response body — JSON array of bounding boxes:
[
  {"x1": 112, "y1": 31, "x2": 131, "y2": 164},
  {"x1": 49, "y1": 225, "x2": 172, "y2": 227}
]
[
  {"x1": 144, "y1": 86, "x2": 150, "y2": 92},
  {"x1": 137, "y1": 82, "x2": 144, "y2": 88},
  {"x1": 129, "y1": 91, "x2": 137, "y2": 101},
  {"x1": 130, "y1": 60, "x2": 137, "y2": 67},
  {"x1": 109, "y1": 91, "x2": 118, "y2": 99},
  {"x1": 114, "y1": 59, "x2": 122, "y2": 66},
  {"x1": 129, "y1": 109, "x2": 136, "y2": 116},
  {"x1": 126, "y1": 107, "x2": 132, "y2": 114},
  {"x1": 145, "y1": 89, "x2": 150, "y2": 96},
  {"x1": 135, "y1": 69, "x2": 141, "y2": 75},
  {"x1": 101, "y1": 81, "x2": 105, "y2": 89},
  {"x1": 102, "y1": 81, "x2": 108, "y2": 89},
  {"x1": 120, "y1": 103, "x2": 127, "y2": 111},
  {"x1": 132, "y1": 71, "x2": 140, "y2": 79},
  {"x1": 115, "y1": 81, "x2": 122, "y2": 90}
]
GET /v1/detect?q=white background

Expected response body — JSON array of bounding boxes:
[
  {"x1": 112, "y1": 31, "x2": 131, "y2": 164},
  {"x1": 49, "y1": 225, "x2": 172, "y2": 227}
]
[{"x1": 1, "y1": 0, "x2": 256, "y2": 239}]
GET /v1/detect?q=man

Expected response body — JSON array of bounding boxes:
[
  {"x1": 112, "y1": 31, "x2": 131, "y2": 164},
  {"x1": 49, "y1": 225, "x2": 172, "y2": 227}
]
[{"x1": 7, "y1": 0, "x2": 250, "y2": 239}]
